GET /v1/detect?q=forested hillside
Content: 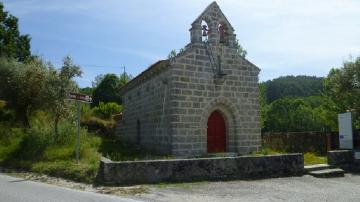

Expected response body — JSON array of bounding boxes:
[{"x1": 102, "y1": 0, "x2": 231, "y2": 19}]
[
  {"x1": 260, "y1": 75, "x2": 335, "y2": 132},
  {"x1": 261, "y1": 68, "x2": 360, "y2": 133},
  {"x1": 262, "y1": 76, "x2": 324, "y2": 104}
]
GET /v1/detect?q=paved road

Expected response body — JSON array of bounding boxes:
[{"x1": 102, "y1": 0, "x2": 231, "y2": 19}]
[
  {"x1": 135, "y1": 174, "x2": 360, "y2": 202},
  {"x1": 3, "y1": 173, "x2": 360, "y2": 202},
  {"x1": 0, "y1": 174, "x2": 140, "y2": 202}
]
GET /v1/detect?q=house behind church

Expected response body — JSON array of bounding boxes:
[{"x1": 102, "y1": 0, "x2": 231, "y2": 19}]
[{"x1": 116, "y1": 2, "x2": 261, "y2": 157}]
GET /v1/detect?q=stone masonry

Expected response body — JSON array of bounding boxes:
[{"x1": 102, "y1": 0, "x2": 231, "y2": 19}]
[{"x1": 116, "y1": 2, "x2": 261, "y2": 157}]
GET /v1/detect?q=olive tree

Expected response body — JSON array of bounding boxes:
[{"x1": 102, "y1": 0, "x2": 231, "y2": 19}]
[
  {"x1": 0, "y1": 57, "x2": 48, "y2": 126},
  {"x1": 43, "y1": 56, "x2": 82, "y2": 138}
]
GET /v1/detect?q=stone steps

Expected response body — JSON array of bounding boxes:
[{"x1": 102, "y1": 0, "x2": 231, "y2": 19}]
[
  {"x1": 304, "y1": 164, "x2": 335, "y2": 172},
  {"x1": 305, "y1": 164, "x2": 345, "y2": 178},
  {"x1": 308, "y1": 168, "x2": 345, "y2": 178}
]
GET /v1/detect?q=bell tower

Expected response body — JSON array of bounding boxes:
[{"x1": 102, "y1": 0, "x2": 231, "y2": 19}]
[{"x1": 190, "y1": 1, "x2": 236, "y2": 47}]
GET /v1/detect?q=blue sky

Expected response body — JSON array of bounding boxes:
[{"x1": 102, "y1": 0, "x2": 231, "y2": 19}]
[{"x1": 4, "y1": 0, "x2": 360, "y2": 87}]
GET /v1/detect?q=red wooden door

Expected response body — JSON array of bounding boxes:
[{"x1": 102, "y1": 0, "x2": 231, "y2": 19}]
[{"x1": 207, "y1": 111, "x2": 226, "y2": 153}]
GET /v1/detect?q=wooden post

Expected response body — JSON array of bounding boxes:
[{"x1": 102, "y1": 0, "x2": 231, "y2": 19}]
[
  {"x1": 76, "y1": 100, "x2": 80, "y2": 163},
  {"x1": 326, "y1": 133, "x2": 332, "y2": 152}
]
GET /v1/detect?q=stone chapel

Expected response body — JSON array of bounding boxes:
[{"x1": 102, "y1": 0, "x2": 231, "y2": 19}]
[{"x1": 116, "y1": 1, "x2": 261, "y2": 156}]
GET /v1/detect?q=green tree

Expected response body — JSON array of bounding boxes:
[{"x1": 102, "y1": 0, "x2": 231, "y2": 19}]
[
  {"x1": 0, "y1": 57, "x2": 48, "y2": 126},
  {"x1": 259, "y1": 83, "x2": 268, "y2": 129},
  {"x1": 92, "y1": 74, "x2": 122, "y2": 107},
  {"x1": 91, "y1": 72, "x2": 131, "y2": 107},
  {"x1": 92, "y1": 102, "x2": 123, "y2": 119},
  {"x1": 119, "y1": 71, "x2": 131, "y2": 87},
  {"x1": 91, "y1": 74, "x2": 104, "y2": 88},
  {"x1": 263, "y1": 75, "x2": 324, "y2": 104},
  {"x1": 264, "y1": 98, "x2": 326, "y2": 132},
  {"x1": 324, "y1": 57, "x2": 360, "y2": 128},
  {"x1": 0, "y1": 3, "x2": 31, "y2": 61},
  {"x1": 79, "y1": 87, "x2": 93, "y2": 96},
  {"x1": 43, "y1": 56, "x2": 82, "y2": 137}
]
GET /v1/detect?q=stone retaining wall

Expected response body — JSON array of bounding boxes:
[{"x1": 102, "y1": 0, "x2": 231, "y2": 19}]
[
  {"x1": 327, "y1": 150, "x2": 360, "y2": 172},
  {"x1": 97, "y1": 153, "x2": 304, "y2": 185},
  {"x1": 327, "y1": 150, "x2": 353, "y2": 166}
]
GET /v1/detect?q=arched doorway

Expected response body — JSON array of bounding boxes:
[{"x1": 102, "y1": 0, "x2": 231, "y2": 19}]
[{"x1": 207, "y1": 111, "x2": 226, "y2": 153}]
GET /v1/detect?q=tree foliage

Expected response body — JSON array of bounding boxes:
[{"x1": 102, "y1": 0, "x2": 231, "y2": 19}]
[
  {"x1": 79, "y1": 87, "x2": 93, "y2": 96},
  {"x1": 42, "y1": 56, "x2": 82, "y2": 137},
  {"x1": 91, "y1": 74, "x2": 104, "y2": 88},
  {"x1": 263, "y1": 97, "x2": 329, "y2": 132},
  {"x1": 92, "y1": 102, "x2": 122, "y2": 119},
  {"x1": 324, "y1": 57, "x2": 360, "y2": 129},
  {"x1": 119, "y1": 71, "x2": 131, "y2": 87},
  {"x1": 91, "y1": 72, "x2": 131, "y2": 107},
  {"x1": 0, "y1": 57, "x2": 48, "y2": 126},
  {"x1": 0, "y1": 56, "x2": 81, "y2": 132},
  {"x1": 92, "y1": 74, "x2": 121, "y2": 107},
  {"x1": 262, "y1": 75, "x2": 324, "y2": 104},
  {"x1": 260, "y1": 75, "x2": 337, "y2": 132},
  {"x1": 0, "y1": 3, "x2": 31, "y2": 62}
]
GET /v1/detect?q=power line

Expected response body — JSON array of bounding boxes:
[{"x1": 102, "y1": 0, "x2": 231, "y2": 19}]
[{"x1": 53, "y1": 63, "x2": 125, "y2": 68}]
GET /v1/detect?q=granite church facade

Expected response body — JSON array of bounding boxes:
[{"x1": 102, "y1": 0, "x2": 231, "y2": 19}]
[{"x1": 116, "y1": 2, "x2": 261, "y2": 156}]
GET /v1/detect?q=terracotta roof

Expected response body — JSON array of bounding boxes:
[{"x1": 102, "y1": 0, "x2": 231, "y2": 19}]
[{"x1": 119, "y1": 60, "x2": 170, "y2": 94}]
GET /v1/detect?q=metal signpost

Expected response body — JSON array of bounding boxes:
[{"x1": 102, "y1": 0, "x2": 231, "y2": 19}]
[
  {"x1": 338, "y1": 112, "x2": 353, "y2": 150},
  {"x1": 67, "y1": 92, "x2": 92, "y2": 163}
]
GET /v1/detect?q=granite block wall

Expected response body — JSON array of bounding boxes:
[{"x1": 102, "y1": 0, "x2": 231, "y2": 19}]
[{"x1": 97, "y1": 154, "x2": 304, "y2": 185}]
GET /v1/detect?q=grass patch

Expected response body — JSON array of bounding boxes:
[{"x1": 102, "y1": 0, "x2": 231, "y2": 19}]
[
  {"x1": 154, "y1": 180, "x2": 209, "y2": 189},
  {"x1": 304, "y1": 152, "x2": 327, "y2": 165},
  {"x1": 251, "y1": 147, "x2": 286, "y2": 156},
  {"x1": 253, "y1": 148, "x2": 327, "y2": 166},
  {"x1": 99, "y1": 137, "x2": 172, "y2": 161},
  {"x1": 0, "y1": 112, "x2": 172, "y2": 183},
  {"x1": 0, "y1": 114, "x2": 101, "y2": 184}
]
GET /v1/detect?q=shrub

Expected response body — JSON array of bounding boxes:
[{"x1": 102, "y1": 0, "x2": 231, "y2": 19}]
[
  {"x1": 0, "y1": 100, "x2": 5, "y2": 108},
  {"x1": 0, "y1": 113, "x2": 101, "y2": 183},
  {"x1": 0, "y1": 123, "x2": 25, "y2": 162},
  {"x1": 81, "y1": 116, "x2": 116, "y2": 137},
  {"x1": 92, "y1": 102, "x2": 122, "y2": 120},
  {"x1": 0, "y1": 101, "x2": 15, "y2": 122}
]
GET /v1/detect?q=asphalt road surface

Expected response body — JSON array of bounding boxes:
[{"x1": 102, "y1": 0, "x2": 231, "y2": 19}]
[
  {"x1": 0, "y1": 174, "x2": 139, "y2": 202},
  {"x1": 2, "y1": 173, "x2": 360, "y2": 202},
  {"x1": 135, "y1": 174, "x2": 360, "y2": 202}
]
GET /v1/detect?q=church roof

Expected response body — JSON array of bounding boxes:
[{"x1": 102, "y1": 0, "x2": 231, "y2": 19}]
[
  {"x1": 192, "y1": 1, "x2": 234, "y2": 31},
  {"x1": 119, "y1": 60, "x2": 170, "y2": 94}
]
